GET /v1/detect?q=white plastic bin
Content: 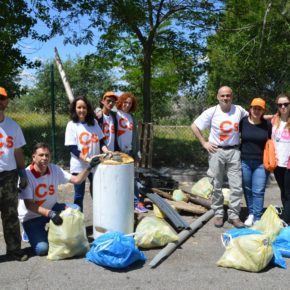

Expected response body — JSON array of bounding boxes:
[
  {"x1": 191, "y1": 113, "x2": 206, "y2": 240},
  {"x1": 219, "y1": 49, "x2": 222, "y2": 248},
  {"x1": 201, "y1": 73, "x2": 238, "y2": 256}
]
[{"x1": 93, "y1": 161, "x2": 134, "y2": 238}]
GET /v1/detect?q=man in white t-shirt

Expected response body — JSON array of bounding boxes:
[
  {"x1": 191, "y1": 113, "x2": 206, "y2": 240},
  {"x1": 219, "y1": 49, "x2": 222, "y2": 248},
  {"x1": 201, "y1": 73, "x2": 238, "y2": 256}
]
[
  {"x1": 96, "y1": 91, "x2": 119, "y2": 151},
  {"x1": 191, "y1": 86, "x2": 248, "y2": 228},
  {"x1": 18, "y1": 142, "x2": 100, "y2": 256},
  {"x1": 0, "y1": 87, "x2": 28, "y2": 261}
]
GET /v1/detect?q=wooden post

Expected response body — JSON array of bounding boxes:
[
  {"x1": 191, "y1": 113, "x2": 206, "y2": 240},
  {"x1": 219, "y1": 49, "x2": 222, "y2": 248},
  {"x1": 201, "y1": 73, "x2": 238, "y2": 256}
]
[
  {"x1": 138, "y1": 122, "x2": 153, "y2": 168},
  {"x1": 54, "y1": 47, "x2": 74, "y2": 103}
]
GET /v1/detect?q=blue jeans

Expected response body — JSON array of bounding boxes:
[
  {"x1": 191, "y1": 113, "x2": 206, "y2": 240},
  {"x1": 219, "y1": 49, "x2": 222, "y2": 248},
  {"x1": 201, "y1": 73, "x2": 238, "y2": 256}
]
[
  {"x1": 242, "y1": 159, "x2": 269, "y2": 220},
  {"x1": 22, "y1": 203, "x2": 79, "y2": 256},
  {"x1": 73, "y1": 172, "x2": 93, "y2": 211}
]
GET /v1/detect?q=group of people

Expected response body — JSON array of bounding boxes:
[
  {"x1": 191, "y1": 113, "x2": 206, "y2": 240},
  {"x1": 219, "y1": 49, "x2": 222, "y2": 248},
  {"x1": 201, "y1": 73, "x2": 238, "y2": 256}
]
[
  {"x1": 1, "y1": 83, "x2": 289, "y2": 261},
  {"x1": 64, "y1": 91, "x2": 146, "y2": 213},
  {"x1": 0, "y1": 87, "x2": 146, "y2": 261},
  {"x1": 192, "y1": 86, "x2": 290, "y2": 228}
]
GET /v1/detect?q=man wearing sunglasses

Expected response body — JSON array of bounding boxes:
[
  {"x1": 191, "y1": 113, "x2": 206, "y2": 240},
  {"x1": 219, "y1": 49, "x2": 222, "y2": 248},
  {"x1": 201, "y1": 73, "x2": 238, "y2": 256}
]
[
  {"x1": 0, "y1": 87, "x2": 28, "y2": 261},
  {"x1": 95, "y1": 91, "x2": 119, "y2": 151},
  {"x1": 191, "y1": 86, "x2": 248, "y2": 228}
]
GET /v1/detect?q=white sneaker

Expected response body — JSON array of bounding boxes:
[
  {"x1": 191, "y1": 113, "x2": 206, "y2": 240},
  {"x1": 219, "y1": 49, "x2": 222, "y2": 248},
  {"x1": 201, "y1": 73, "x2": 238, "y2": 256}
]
[{"x1": 244, "y1": 214, "x2": 254, "y2": 227}]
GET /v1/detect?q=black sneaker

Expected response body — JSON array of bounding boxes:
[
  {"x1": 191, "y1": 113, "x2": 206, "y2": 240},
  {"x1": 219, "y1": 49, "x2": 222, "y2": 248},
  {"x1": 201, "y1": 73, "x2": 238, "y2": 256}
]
[{"x1": 7, "y1": 250, "x2": 28, "y2": 262}]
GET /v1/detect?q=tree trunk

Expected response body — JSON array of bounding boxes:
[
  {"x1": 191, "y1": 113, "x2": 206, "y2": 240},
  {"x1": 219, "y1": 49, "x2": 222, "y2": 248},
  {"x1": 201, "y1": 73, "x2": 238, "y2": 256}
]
[{"x1": 143, "y1": 44, "x2": 152, "y2": 122}]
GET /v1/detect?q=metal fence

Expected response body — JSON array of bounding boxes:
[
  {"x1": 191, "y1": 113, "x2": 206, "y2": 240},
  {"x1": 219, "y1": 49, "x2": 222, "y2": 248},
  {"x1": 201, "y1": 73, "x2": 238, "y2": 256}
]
[
  {"x1": 6, "y1": 110, "x2": 207, "y2": 168},
  {"x1": 152, "y1": 125, "x2": 207, "y2": 168}
]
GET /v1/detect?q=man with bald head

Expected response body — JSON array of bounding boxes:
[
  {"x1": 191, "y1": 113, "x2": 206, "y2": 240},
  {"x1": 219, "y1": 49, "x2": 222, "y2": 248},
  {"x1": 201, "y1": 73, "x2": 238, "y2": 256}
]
[{"x1": 191, "y1": 86, "x2": 248, "y2": 228}]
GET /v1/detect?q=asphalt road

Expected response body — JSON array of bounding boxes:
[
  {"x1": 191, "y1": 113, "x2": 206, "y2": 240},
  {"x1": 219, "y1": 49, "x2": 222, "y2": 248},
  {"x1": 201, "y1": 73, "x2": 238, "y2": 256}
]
[{"x1": 1, "y1": 174, "x2": 290, "y2": 290}]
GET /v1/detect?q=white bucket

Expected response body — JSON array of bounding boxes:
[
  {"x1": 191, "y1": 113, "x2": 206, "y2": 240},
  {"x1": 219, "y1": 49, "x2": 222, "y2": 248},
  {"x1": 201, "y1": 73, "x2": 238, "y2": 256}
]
[{"x1": 93, "y1": 162, "x2": 134, "y2": 238}]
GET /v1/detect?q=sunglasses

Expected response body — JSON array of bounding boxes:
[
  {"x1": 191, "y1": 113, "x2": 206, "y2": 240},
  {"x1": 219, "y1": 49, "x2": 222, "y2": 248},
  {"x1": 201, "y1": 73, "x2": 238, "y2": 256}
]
[
  {"x1": 0, "y1": 96, "x2": 8, "y2": 101},
  {"x1": 277, "y1": 102, "x2": 290, "y2": 108},
  {"x1": 220, "y1": 94, "x2": 232, "y2": 97},
  {"x1": 105, "y1": 98, "x2": 116, "y2": 104}
]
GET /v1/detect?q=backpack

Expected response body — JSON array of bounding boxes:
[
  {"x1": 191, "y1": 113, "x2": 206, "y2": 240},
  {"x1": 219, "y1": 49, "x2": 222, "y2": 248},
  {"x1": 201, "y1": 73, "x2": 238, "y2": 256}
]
[{"x1": 263, "y1": 139, "x2": 277, "y2": 172}]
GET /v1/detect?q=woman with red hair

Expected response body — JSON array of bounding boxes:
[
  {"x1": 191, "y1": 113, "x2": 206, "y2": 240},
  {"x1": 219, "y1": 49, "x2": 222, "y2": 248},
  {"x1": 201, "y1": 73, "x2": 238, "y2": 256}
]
[{"x1": 116, "y1": 92, "x2": 147, "y2": 213}]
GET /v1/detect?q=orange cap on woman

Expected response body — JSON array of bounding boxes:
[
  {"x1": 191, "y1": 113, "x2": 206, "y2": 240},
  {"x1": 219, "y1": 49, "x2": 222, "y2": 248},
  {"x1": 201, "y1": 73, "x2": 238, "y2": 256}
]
[
  {"x1": 0, "y1": 87, "x2": 7, "y2": 97},
  {"x1": 250, "y1": 98, "x2": 266, "y2": 109}
]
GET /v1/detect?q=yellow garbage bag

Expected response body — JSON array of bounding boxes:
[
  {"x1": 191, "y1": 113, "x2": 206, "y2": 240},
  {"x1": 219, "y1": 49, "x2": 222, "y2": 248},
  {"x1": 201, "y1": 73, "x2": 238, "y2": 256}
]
[
  {"x1": 191, "y1": 177, "x2": 213, "y2": 199},
  {"x1": 217, "y1": 234, "x2": 273, "y2": 272},
  {"x1": 172, "y1": 189, "x2": 188, "y2": 202},
  {"x1": 134, "y1": 216, "x2": 178, "y2": 249},
  {"x1": 153, "y1": 204, "x2": 166, "y2": 219},
  {"x1": 153, "y1": 204, "x2": 178, "y2": 219},
  {"x1": 251, "y1": 205, "x2": 284, "y2": 242},
  {"x1": 47, "y1": 208, "x2": 89, "y2": 260}
]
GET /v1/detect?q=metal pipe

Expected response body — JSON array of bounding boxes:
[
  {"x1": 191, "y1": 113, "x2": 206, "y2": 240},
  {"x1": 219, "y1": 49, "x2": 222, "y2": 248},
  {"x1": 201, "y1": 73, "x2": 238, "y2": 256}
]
[
  {"x1": 50, "y1": 64, "x2": 56, "y2": 163},
  {"x1": 149, "y1": 209, "x2": 214, "y2": 268},
  {"x1": 54, "y1": 47, "x2": 74, "y2": 103}
]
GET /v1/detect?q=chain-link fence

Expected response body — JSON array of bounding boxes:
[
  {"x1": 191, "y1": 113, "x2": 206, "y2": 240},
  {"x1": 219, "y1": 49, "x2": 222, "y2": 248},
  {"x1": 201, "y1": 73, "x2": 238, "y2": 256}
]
[
  {"x1": 6, "y1": 111, "x2": 70, "y2": 167},
  {"x1": 152, "y1": 125, "x2": 208, "y2": 168},
  {"x1": 6, "y1": 110, "x2": 207, "y2": 168}
]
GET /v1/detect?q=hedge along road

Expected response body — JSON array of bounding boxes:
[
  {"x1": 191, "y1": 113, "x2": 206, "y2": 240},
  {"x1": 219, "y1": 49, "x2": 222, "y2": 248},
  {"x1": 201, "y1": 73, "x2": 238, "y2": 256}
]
[{"x1": 0, "y1": 179, "x2": 290, "y2": 290}]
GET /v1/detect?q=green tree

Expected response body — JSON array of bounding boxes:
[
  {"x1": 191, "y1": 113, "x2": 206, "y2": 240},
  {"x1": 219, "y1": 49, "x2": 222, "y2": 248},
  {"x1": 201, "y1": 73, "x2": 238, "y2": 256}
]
[
  {"x1": 0, "y1": 0, "x2": 46, "y2": 95},
  {"x1": 20, "y1": 56, "x2": 113, "y2": 113},
  {"x1": 33, "y1": 0, "x2": 219, "y2": 122},
  {"x1": 207, "y1": 0, "x2": 290, "y2": 110}
]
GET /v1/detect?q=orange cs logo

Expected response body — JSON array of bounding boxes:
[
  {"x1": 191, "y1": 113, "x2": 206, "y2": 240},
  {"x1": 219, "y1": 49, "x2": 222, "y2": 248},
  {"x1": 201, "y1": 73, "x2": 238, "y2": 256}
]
[
  {"x1": 219, "y1": 121, "x2": 238, "y2": 141},
  {"x1": 103, "y1": 123, "x2": 115, "y2": 134},
  {"x1": 79, "y1": 132, "x2": 100, "y2": 155},
  {"x1": 0, "y1": 133, "x2": 14, "y2": 157},
  {"x1": 35, "y1": 184, "x2": 55, "y2": 198},
  {"x1": 119, "y1": 118, "x2": 133, "y2": 130}
]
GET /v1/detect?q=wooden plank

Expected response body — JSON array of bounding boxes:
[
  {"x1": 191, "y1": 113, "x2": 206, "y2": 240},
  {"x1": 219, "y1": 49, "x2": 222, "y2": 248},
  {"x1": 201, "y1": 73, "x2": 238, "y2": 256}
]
[
  {"x1": 138, "y1": 122, "x2": 153, "y2": 168},
  {"x1": 167, "y1": 200, "x2": 207, "y2": 215}
]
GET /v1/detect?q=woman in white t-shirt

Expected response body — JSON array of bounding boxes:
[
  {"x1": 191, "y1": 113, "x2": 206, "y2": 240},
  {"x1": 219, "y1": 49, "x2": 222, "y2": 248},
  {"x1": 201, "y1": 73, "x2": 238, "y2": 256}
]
[
  {"x1": 116, "y1": 92, "x2": 147, "y2": 213},
  {"x1": 272, "y1": 94, "x2": 290, "y2": 224},
  {"x1": 65, "y1": 96, "x2": 109, "y2": 211}
]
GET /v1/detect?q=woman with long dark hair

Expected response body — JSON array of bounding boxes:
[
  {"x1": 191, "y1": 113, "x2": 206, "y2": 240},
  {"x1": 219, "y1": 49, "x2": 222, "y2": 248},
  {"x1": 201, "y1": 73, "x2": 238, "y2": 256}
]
[{"x1": 65, "y1": 96, "x2": 109, "y2": 211}]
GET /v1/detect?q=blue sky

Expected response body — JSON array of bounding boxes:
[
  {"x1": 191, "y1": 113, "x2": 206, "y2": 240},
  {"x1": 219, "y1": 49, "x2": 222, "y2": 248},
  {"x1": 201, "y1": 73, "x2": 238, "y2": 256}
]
[{"x1": 19, "y1": 17, "x2": 98, "y2": 87}]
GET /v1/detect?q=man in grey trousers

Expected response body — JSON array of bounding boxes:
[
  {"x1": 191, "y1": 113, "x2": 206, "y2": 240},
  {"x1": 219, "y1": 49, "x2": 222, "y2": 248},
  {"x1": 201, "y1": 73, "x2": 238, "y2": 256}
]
[{"x1": 191, "y1": 86, "x2": 248, "y2": 228}]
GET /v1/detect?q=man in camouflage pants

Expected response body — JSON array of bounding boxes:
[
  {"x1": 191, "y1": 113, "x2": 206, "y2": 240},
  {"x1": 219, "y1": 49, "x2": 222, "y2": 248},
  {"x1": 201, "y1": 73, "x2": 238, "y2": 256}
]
[{"x1": 0, "y1": 87, "x2": 28, "y2": 261}]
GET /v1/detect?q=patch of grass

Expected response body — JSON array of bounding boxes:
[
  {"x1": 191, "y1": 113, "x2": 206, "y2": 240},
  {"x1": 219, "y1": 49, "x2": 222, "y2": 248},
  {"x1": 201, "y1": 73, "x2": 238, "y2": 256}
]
[
  {"x1": 153, "y1": 125, "x2": 209, "y2": 167},
  {"x1": 6, "y1": 112, "x2": 70, "y2": 166},
  {"x1": 5, "y1": 113, "x2": 208, "y2": 167}
]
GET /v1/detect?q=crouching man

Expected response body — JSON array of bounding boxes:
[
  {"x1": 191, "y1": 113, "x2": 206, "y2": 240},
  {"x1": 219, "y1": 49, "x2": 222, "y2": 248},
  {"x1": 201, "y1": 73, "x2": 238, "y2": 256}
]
[{"x1": 18, "y1": 142, "x2": 100, "y2": 256}]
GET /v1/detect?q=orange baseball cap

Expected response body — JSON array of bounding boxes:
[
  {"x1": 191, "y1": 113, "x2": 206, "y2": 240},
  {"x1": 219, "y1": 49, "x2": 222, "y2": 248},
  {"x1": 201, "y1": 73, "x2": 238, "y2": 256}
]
[
  {"x1": 0, "y1": 87, "x2": 8, "y2": 97},
  {"x1": 102, "y1": 91, "x2": 118, "y2": 101},
  {"x1": 250, "y1": 98, "x2": 266, "y2": 109}
]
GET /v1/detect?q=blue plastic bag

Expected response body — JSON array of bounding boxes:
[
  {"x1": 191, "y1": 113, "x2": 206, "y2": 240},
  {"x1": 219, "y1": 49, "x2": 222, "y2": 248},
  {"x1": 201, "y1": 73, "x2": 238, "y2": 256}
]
[
  {"x1": 222, "y1": 228, "x2": 262, "y2": 246},
  {"x1": 86, "y1": 231, "x2": 146, "y2": 269},
  {"x1": 273, "y1": 226, "x2": 290, "y2": 258},
  {"x1": 271, "y1": 244, "x2": 287, "y2": 269}
]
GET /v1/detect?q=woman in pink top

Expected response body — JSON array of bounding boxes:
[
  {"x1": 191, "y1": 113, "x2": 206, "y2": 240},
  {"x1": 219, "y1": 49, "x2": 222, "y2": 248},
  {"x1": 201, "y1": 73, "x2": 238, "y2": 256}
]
[{"x1": 272, "y1": 94, "x2": 290, "y2": 224}]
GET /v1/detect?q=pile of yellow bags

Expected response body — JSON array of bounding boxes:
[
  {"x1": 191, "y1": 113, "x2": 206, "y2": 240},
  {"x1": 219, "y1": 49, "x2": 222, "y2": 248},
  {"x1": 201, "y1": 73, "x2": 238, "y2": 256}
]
[{"x1": 217, "y1": 205, "x2": 284, "y2": 272}]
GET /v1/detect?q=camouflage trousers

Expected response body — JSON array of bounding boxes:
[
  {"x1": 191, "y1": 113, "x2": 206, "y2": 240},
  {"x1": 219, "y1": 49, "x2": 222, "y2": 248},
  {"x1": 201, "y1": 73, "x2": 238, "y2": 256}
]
[{"x1": 0, "y1": 170, "x2": 21, "y2": 252}]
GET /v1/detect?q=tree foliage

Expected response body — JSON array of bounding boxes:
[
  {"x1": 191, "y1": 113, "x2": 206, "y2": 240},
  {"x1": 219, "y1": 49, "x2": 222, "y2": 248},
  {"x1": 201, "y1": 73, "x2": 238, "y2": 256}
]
[
  {"x1": 0, "y1": 0, "x2": 45, "y2": 96},
  {"x1": 207, "y1": 0, "x2": 290, "y2": 110},
  {"x1": 33, "y1": 0, "x2": 219, "y2": 122},
  {"x1": 19, "y1": 56, "x2": 113, "y2": 113}
]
